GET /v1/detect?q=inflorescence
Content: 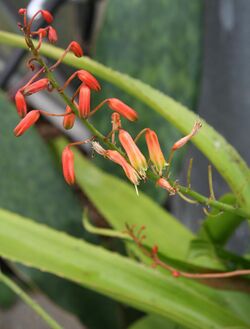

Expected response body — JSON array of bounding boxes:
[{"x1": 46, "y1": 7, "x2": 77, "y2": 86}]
[{"x1": 14, "y1": 8, "x2": 202, "y2": 196}]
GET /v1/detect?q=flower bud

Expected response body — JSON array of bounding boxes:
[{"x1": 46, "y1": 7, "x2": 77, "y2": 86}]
[
  {"x1": 145, "y1": 129, "x2": 167, "y2": 175},
  {"x1": 156, "y1": 178, "x2": 176, "y2": 195},
  {"x1": 62, "y1": 146, "x2": 75, "y2": 185},
  {"x1": 79, "y1": 85, "x2": 91, "y2": 118},
  {"x1": 15, "y1": 90, "x2": 27, "y2": 118},
  {"x1": 48, "y1": 26, "x2": 58, "y2": 43},
  {"x1": 92, "y1": 142, "x2": 106, "y2": 156},
  {"x1": 18, "y1": 8, "x2": 26, "y2": 15},
  {"x1": 106, "y1": 150, "x2": 140, "y2": 186},
  {"x1": 107, "y1": 98, "x2": 138, "y2": 121},
  {"x1": 63, "y1": 106, "x2": 75, "y2": 130},
  {"x1": 14, "y1": 110, "x2": 40, "y2": 137},
  {"x1": 77, "y1": 70, "x2": 101, "y2": 91},
  {"x1": 172, "y1": 121, "x2": 202, "y2": 151},
  {"x1": 69, "y1": 41, "x2": 83, "y2": 57},
  {"x1": 119, "y1": 129, "x2": 147, "y2": 177},
  {"x1": 23, "y1": 78, "x2": 49, "y2": 95},
  {"x1": 41, "y1": 10, "x2": 53, "y2": 23}
]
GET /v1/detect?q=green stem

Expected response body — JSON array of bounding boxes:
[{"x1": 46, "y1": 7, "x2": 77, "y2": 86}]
[{"x1": 0, "y1": 272, "x2": 63, "y2": 329}]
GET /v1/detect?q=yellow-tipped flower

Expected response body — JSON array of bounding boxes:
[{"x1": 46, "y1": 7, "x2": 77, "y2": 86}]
[
  {"x1": 145, "y1": 128, "x2": 167, "y2": 175},
  {"x1": 119, "y1": 129, "x2": 147, "y2": 178}
]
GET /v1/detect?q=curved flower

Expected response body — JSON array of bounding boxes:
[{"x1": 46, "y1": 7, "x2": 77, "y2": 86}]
[
  {"x1": 62, "y1": 146, "x2": 75, "y2": 185},
  {"x1": 14, "y1": 110, "x2": 40, "y2": 136},
  {"x1": 119, "y1": 129, "x2": 147, "y2": 177},
  {"x1": 106, "y1": 98, "x2": 138, "y2": 121}
]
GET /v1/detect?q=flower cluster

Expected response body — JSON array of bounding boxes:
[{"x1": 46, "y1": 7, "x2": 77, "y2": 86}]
[{"x1": 14, "y1": 8, "x2": 202, "y2": 195}]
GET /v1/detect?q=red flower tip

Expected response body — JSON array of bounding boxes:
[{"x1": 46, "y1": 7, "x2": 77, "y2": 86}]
[
  {"x1": 107, "y1": 98, "x2": 138, "y2": 121},
  {"x1": 41, "y1": 10, "x2": 53, "y2": 23},
  {"x1": 48, "y1": 26, "x2": 58, "y2": 43},
  {"x1": 23, "y1": 78, "x2": 49, "y2": 95},
  {"x1": 36, "y1": 28, "x2": 47, "y2": 38},
  {"x1": 78, "y1": 85, "x2": 91, "y2": 118},
  {"x1": 77, "y1": 70, "x2": 101, "y2": 91},
  {"x1": 15, "y1": 90, "x2": 27, "y2": 118},
  {"x1": 119, "y1": 129, "x2": 147, "y2": 177},
  {"x1": 63, "y1": 106, "x2": 76, "y2": 130},
  {"x1": 14, "y1": 110, "x2": 40, "y2": 137},
  {"x1": 18, "y1": 8, "x2": 26, "y2": 15},
  {"x1": 69, "y1": 41, "x2": 83, "y2": 57},
  {"x1": 145, "y1": 129, "x2": 167, "y2": 176},
  {"x1": 62, "y1": 146, "x2": 75, "y2": 185},
  {"x1": 156, "y1": 178, "x2": 176, "y2": 195}
]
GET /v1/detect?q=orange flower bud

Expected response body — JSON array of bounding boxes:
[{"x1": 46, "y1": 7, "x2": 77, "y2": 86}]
[
  {"x1": 78, "y1": 85, "x2": 91, "y2": 118},
  {"x1": 18, "y1": 8, "x2": 26, "y2": 15},
  {"x1": 145, "y1": 129, "x2": 167, "y2": 175},
  {"x1": 41, "y1": 10, "x2": 53, "y2": 23},
  {"x1": 119, "y1": 129, "x2": 147, "y2": 177},
  {"x1": 106, "y1": 150, "x2": 140, "y2": 186},
  {"x1": 15, "y1": 90, "x2": 27, "y2": 118},
  {"x1": 48, "y1": 26, "x2": 57, "y2": 43},
  {"x1": 36, "y1": 28, "x2": 47, "y2": 37},
  {"x1": 172, "y1": 121, "x2": 202, "y2": 151},
  {"x1": 62, "y1": 146, "x2": 75, "y2": 185},
  {"x1": 63, "y1": 106, "x2": 75, "y2": 130},
  {"x1": 14, "y1": 110, "x2": 40, "y2": 137},
  {"x1": 156, "y1": 178, "x2": 176, "y2": 195},
  {"x1": 23, "y1": 78, "x2": 49, "y2": 95},
  {"x1": 69, "y1": 41, "x2": 83, "y2": 57},
  {"x1": 77, "y1": 70, "x2": 101, "y2": 91},
  {"x1": 107, "y1": 98, "x2": 138, "y2": 121}
]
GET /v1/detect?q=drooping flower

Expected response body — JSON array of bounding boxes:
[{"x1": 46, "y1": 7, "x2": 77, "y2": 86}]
[
  {"x1": 106, "y1": 98, "x2": 138, "y2": 121},
  {"x1": 41, "y1": 10, "x2": 53, "y2": 23},
  {"x1": 62, "y1": 146, "x2": 75, "y2": 185},
  {"x1": 156, "y1": 178, "x2": 176, "y2": 195},
  {"x1": 78, "y1": 85, "x2": 91, "y2": 118},
  {"x1": 23, "y1": 78, "x2": 49, "y2": 95},
  {"x1": 172, "y1": 121, "x2": 202, "y2": 151},
  {"x1": 47, "y1": 26, "x2": 58, "y2": 43},
  {"x1": 145, "y1": 128, "x2": 167, "y2": 175},
  {"x1": 69, "y1": 41, "x2": 83, "y2": 57},
  {"x1": 77, "y1": 70, "x2": 101, "y2": 91},
  {"x1": 63, "y1": 106, "x2": 76, "y2": 130},
  {"x1": 119, "y1": 129, "x2": 147, "y2": 177},
  {"x1": 15, "y1": 90, "x2": 27, "y2": 118},
  {"x1": 92, "y1": 141, "x2": 106, "y2": 156},
  {"x1": 14, "y1": 110, "x2": 40, "y2": 136},
  {"x1": 106, "y1": 150, "x2": 140, "y2": 186}
]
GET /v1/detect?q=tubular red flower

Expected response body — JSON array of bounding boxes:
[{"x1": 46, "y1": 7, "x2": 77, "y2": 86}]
[
  {"x1": 106, "y1": 98, "x2": 138, "y2": 121},
  {"x1": 47, "y1": 26, "x2": 58, "y2": 43},
  {"x1": 106, "y1": 150, "x2": 140, "y2": 186},
  {"x1": 77, "y1": 70, "x2": 101, "y2": 91},
  {"x1": 14, "y1": 110, "x2": 40, "y2": 137},
  {"x1": 69, "y1": 41, "x2": 83, "y2": 57},
  {"x1": 156, "y1": 178, "x2": 176, "y2": 195},
  {"x1": 62, "y1": 146, "x2": 75, "y2": 185},
  {"x1": 63, "y1": 106, "x2": 76, "y2": 130},
  {"x1": 78, "y1": 85, "x2": 91, "y2": 118},
  {"x1": 15, "y1": 90, "x2": 27, "y2": 118},
  {"x1": 23, "y1": 78, "x2": 49, "y2": 95},
  {"x1": 41, "y1": 10, "x2": 53, "y2": 23},
  {"x1": 172, "y1": 121, "x2": 202, "y2": 151},
  {"x1": 145, "y1": 129, "x2": 167, "y2": 175},
  {"x1": 119, "y1": 129, "x2": 147, "y2": 177}
]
